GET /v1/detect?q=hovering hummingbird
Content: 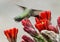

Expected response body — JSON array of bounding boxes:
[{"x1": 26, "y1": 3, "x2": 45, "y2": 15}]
[{"x1": 14, "y1": 5, "x2": 43, "y2": 22}]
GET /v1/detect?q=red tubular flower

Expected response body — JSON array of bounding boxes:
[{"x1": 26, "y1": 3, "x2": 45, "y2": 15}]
[
  {"x1": 4, "y1": 28, "x2": 18, "y2": 42},
  {"x1": 22, "y1": 35, "x2": 35, "y2": 42},
  {"x1": 57, "y1": 16, "x2": 60, "y2": 28},
  {"x1": 39, "y1": 10, "x2": 51, "y2": 21},
  {"x1": 35, "y1": 11, "x2": 59, "y2": 33},
  {"x1": 35, "y1": 19, "x2": 59, "y2": 33},
  {"x1": 35, "y1": 18, "x2": 50, "y2": 31},
  {"x1": 35, "y1": 11, "x2": 51, "y2": 32}
]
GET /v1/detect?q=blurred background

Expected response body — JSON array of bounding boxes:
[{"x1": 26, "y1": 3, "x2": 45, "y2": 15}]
[{"x1": 0, "y1": 0, "x2": 60, "y2": 42}]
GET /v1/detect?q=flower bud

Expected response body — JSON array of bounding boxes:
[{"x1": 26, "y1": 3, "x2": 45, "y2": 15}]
[
  {"x1": 22, "y1": 35, "x2": 35, "y2": 42},
  {"x1": 48, "y1": 25, "x2": 59, "y2": 33},
  {"x1": 22, "y1": 19, "x2": 33, "y2": 28},
  {"x1": 22, "y1": 19, "x2": 38, "y2": 36},
  {"x1": 57, "y1": 16, "x2": 60, "y2": 28},
  {"x1": 24, "y1": 27, "x2": 38, "y2": 36}
]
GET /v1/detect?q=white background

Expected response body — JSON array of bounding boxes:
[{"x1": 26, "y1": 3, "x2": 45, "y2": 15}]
[{"x1": 0, "y1": 0, "x2": 60, "y2": 42}]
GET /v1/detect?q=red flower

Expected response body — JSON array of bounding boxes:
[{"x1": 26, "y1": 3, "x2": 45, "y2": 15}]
[
  {"x1": 35, "y1": 11, "x2": 59, "y2": 33},
  {"x1": 39, "y1": 10, "x2": 51, "y2": 21},
  {"x1": 35, "y1": 18, "x2": 50, "y2": 31},
  {"x1": 35, "y1": 16, "x2": 59, "y2": 33},
  {"x1": 4, "y1": 28, "x2": 18, "y2": 42}
]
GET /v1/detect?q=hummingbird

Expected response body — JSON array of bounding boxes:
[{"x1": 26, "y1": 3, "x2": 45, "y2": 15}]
[{"x1": 14, "y1": 5, "x2": 43, "y2": 22}]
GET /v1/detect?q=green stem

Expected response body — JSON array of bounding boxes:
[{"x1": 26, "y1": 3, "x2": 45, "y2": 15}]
[{"x1": 34, "y1": 35, "x2": 48, "y2": 42}]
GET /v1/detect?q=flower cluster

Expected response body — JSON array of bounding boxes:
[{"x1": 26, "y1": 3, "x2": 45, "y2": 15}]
[
  {"x1": 21, "y1": 10, "x2": 60, "y2": 42},
  {"x1": 4, "y1": 10, "x2": 60, "y2": 42}
]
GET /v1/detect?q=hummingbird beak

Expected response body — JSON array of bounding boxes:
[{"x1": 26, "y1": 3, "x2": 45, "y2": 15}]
[{"x1": 17, "y1": 5, "x2": 26, "y2": 10}]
